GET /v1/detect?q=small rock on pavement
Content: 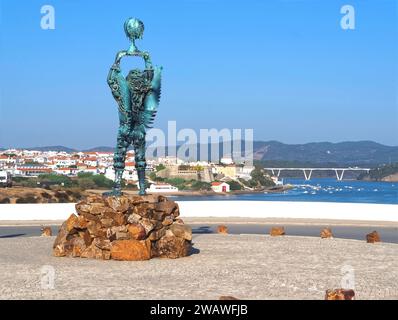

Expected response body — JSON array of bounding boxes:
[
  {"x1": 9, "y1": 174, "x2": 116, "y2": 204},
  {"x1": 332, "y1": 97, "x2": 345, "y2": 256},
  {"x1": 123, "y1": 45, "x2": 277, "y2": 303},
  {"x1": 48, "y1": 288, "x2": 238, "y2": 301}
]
[
  {"x1": 366, "y1": 231, "x2": 381, "y2": 243},
  {"x1": 320, "y1": 227, "x2": 333, "y2": 239},
  {"x1": 41, "y1": 226, "x2": 52, "y2": 237},
  {"x1": 325, "y1": 289, "x2": 355, "y2": 300},
  {"x1": 217, "y1": 225, "x2": 228, "y2": 234},
  {"x1": 270, "y1": 227, "x2": 285, "y2": 236},
  {"x1": 219, "y1": 295, "x2": 239, "y2": 300}
]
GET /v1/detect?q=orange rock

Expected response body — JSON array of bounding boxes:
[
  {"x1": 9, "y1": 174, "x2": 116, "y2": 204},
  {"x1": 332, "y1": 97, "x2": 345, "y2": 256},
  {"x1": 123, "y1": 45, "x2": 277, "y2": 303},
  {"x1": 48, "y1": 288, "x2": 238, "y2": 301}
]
[
  {"x1": 270, "y1": 227, "x2": 285, "y2": 236},
  {"x1": 217, "y1": 225, "x2": 228, "y2": 234},
  {"x1": 325, "y1": 289, "x2": 355, "y2": 300},
  {"x1": 86, "y1": 221, "x2": 107, "y2": 238},
  {"x1": 320, "y1": 227, "x2": 333, "y2": 239},
  {"x1": 152, "y1": 235, "x2": 191, "y2": 259},
  {"x1": 127, "y1": 223, "x2": 146, "y2": 240},
  {"x1": 79, "y1": 230, "x2": 92, "y2": 246},
  {"x1": 81, "y1": 243, "x2": 110, "y2": 260},
  {"x1": 74, "y1": 216, "x2": 89, "y2": 229},
  {"x1": 110, "y1": 239, "x2": 151, "y2": 261},
  {"x1": 70, "y1": 237, "x2": 87, "y2": 257},
  {"x1": 162, "y1": 216, "x2": 173, "y2": 226},
  {"x1": 155, "y1": 201, "x2": 178, "y2": 215},
  {"x1": 105, "y1": 196, "x2": 130, "y2": 212},
  {"x1": 366, "y1": 231, "x2": 381, "y2": 243},
  {"x1": 170, "y1": 224, "x2": 192, "y2": 241},
  {"x1": 113, "y1": 212, "x2": 127, "y2": 226},
  {"x1": 41, "y1": 226, "x2": 52, "y2": 237},
  {"x1": 65, "y1": 214, "x2": 78, "y2": 232},
  {"x1": 148, "y1": 228, "x2": 166, "y2": 241}
]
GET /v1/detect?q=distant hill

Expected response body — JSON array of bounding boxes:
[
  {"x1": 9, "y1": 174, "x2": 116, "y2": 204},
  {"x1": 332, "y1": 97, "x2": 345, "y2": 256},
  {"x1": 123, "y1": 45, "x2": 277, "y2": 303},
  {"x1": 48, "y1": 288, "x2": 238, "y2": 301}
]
[
  {"x1": 252, "y1": 140, "x2": 398, "y2": 166},
  {"x1": 20, "y1": 146, "x2": 78, "y2": 153},
  {"x1": 83, "y1": 146, "x2": 115, "y2": 152},
  {"x1": 3, "y1": 140, "x2": 398, "y2": 166}
]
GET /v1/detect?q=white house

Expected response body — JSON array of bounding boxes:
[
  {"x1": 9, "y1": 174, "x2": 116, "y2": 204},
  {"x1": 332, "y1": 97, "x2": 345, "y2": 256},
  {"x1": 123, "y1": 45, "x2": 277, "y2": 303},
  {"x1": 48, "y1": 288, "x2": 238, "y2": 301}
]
[
  {"x1": 104, "y1": 167, "x2": 138, "y2": 182},
  {"x1": 54, "y1": 167, "x2": 78, "y2": 176},
  {"x1": 211, "y1": 181, "x2": 230, "y2": 193},
  {"x1": 83, "y1": 157, "x2": 98, "y2": 167}
]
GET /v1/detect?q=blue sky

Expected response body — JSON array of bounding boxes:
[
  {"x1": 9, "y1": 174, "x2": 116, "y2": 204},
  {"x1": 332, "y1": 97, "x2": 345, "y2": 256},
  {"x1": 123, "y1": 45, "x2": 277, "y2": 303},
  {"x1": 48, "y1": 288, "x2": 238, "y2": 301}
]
[{"x1": 0, "y1": 0, "x2": 397, "y2": 149}]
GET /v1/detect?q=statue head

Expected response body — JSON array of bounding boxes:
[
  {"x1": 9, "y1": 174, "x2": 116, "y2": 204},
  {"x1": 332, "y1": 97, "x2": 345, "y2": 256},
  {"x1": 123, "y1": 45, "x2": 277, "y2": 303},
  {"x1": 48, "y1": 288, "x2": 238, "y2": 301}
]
[{"x1": 124, "y1": 18, "x2": 144, "y2": 41}]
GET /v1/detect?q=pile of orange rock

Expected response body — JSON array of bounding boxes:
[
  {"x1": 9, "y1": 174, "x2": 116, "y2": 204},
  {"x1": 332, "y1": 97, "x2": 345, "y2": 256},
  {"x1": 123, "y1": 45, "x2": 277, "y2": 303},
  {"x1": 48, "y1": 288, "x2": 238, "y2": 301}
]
[{"x1": 53, "y1": 194, "x2": 192, "y2": 260}]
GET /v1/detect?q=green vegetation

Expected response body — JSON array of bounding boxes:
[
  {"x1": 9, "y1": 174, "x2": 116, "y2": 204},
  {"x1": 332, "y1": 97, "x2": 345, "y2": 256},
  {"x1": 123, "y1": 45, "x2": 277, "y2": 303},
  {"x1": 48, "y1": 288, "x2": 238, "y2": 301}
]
[
  {"x1": 358, "y1": 163, "x2": 398, "y2": 181},
  {"x1": 156, "y1": 164, "x2": 166, "y2": 172},
  {"x1": 12, "y1": 172, "x2": 114, "y2": 190},
  {"x1": 227, "y1": 180, "x2": 243, "y2": 191},
  {"x1": 247, "y1": 167, "x2": 275, "y2": 188}
]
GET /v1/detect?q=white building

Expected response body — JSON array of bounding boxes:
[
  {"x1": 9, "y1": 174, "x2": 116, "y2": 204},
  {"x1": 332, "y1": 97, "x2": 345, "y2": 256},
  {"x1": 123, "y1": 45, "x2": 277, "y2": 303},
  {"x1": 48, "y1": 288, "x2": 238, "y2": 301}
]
[
  {"x1": 104, "y1": 168, "x2": 138, "y2": 183},
  {"x1": 220, "y1": 157, "x2": 234, "y2": 165},
  {"x1": 211, "y1": 181, "x2": 230, "y2": 193},
  {"x1": 83, "y1": 157, "x2": 98, "y2": 167},
  {"x1": 54, "y1": 167, "x2": 78, "y2": 176},
  {"x1": 236, "y1": 165, "x2": 255, "y2": 180}
]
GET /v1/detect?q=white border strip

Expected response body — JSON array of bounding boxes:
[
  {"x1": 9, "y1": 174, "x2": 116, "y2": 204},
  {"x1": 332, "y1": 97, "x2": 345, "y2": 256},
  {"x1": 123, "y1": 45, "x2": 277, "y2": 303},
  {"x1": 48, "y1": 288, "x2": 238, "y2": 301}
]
[{"x1": 0, "y1": 201, "x2": 397, "y2": 222}]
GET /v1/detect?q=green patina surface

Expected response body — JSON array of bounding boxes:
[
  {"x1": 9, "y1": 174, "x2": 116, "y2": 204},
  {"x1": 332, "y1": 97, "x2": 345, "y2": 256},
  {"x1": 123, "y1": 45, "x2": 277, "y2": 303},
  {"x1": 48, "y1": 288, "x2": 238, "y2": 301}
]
[{"x1": 106, "y1": 18, "x2": 162, "y2": 196}]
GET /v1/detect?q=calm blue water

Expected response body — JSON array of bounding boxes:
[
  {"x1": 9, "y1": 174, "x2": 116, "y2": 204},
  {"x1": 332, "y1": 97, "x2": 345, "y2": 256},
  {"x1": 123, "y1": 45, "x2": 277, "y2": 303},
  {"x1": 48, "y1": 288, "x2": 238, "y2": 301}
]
[{"x1": 173, "y1": 179, "x2": 398, "y2": 204}]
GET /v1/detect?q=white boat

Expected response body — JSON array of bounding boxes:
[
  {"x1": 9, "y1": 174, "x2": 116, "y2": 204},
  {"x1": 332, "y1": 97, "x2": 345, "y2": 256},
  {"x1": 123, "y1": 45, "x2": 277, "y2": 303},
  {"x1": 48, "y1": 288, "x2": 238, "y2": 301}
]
[{"x1": 146, "y1": 183, "x2": 179, "y2": 193}]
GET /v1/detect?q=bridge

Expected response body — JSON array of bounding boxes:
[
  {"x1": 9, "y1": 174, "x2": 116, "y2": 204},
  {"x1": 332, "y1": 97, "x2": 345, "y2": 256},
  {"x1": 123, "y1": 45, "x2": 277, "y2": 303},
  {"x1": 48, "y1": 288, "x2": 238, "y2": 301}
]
[{"x1": 264, "y1": 167, "x2": 371, "y2": 181}]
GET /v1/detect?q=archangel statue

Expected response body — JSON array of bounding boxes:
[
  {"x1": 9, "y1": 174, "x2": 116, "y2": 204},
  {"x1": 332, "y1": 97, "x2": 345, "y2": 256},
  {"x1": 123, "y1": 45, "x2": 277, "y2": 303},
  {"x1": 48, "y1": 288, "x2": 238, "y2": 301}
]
[{"x1": 105, "y1": 18, "x2": 162, "y2": 196}]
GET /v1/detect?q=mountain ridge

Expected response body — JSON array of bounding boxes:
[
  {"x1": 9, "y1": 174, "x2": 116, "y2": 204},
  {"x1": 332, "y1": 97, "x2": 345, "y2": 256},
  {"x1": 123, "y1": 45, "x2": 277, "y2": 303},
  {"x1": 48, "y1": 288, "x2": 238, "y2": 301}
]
[{"x1": 1, "y1": 140, "x2": 397, "y2": 165}]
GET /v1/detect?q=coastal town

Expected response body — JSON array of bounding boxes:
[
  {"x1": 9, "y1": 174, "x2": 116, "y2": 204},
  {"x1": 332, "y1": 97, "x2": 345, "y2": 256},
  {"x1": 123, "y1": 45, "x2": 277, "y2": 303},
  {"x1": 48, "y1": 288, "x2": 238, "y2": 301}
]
[{"x1": 0, "y1": 148, "x2": 278, "y2": 193}]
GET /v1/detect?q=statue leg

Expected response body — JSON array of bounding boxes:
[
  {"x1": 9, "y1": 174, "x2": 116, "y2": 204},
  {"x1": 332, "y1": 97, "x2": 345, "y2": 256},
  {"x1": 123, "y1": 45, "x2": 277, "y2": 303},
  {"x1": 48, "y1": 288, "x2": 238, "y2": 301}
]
[
  {"x1": 105, "y1": 124, "x2": 131, "y2": 196},
  {"x1": 132, "y1": 128, "x2": 147, "y2": 195}
]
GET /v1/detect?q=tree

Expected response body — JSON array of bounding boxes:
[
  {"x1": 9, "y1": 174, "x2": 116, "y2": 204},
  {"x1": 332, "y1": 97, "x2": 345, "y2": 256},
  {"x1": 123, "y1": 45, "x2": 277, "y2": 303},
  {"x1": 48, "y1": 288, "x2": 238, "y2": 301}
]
[
  {"x1": 91, "y1": 174, "x2": 114, "y2": 188},
  {"x1": 228, "y1": 180, "x2": 242, "y2": 191},
  {"x1": 156, "y1": 164, "x2": 166, "y2": 172}
]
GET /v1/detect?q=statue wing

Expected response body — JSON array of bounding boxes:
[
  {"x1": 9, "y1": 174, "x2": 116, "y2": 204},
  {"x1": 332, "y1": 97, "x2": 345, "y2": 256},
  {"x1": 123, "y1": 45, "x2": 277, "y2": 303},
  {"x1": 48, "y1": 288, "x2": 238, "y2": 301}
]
[{"x1": 142, "y1": 66, "x2": 162, "y2": 128}]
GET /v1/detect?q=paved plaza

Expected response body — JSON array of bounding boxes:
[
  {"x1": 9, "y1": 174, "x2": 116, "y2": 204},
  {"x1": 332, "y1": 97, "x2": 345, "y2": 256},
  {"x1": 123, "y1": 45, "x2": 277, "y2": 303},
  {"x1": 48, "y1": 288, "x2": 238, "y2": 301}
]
[{"x1": 0, "y1": 234, "x2": 397, "y2": 299}]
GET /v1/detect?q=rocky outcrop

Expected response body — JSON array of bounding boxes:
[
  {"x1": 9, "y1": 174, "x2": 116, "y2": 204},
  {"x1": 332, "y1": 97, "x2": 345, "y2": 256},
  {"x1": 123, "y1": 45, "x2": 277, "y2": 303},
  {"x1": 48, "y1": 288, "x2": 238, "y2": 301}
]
[
  {"x1": 270, "y1": 227, "x2": 285, "y2": 236},
  {"x1": 366, "y1": 231, "x2": 381, "y2": 243},
  {"x1": 53, "y1": 194, "x2": 192, "y2": 260}
]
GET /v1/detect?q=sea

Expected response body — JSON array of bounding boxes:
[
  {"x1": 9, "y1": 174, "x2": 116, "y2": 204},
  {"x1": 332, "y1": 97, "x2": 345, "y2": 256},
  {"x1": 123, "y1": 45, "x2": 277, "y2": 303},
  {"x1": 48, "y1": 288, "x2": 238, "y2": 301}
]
[{"x1": 172, "y1": 178, "x2": 398, "y2": 204}]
